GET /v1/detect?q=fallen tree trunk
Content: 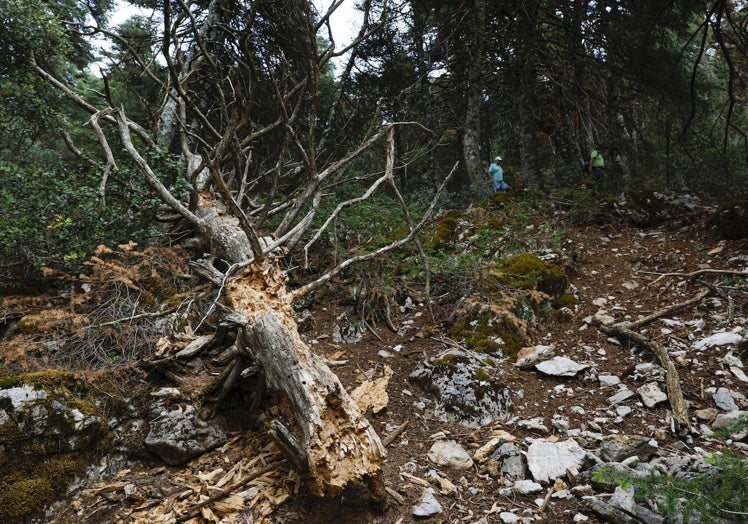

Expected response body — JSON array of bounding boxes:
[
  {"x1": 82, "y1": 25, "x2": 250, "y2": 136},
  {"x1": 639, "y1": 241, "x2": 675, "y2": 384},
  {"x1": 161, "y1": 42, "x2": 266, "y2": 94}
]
[
  {"x1": 226, "y1": 261, "x2": 386, "y2": 503},
  {"x1": 597, "y1": 321, "x2": 690, "y2": 432}
]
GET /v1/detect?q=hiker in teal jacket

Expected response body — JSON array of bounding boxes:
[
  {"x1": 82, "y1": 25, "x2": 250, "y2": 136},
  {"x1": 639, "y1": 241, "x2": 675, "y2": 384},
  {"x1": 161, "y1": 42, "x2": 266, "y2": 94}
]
[{"x1": 489, "y1": 156, "x2": 508, "y2": 192}]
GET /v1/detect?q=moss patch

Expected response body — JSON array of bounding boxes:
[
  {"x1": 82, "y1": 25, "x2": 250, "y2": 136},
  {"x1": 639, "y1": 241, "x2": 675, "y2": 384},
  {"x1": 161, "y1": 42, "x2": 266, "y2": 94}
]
[
  {"x1": 430, "y1": 212, "x2": 462, "y2": 250},
  {"x1": 0, "y1": 372, "x2": 120, "y2": 522},
  {"x1": 490, "y1": 253, "x2": 569, "y2": 296},
  {"x1": 448, "y1": 310, "x2": 528, "y2": 360}
]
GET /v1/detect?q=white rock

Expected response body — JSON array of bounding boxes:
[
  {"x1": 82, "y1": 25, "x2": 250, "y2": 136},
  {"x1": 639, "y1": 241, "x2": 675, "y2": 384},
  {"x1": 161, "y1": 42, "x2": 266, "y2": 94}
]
[
  {"x1": 518, "y1": 417, "x2": 549, "y2": 432},
  {"x1": 713, "y1": 388, "x2": 738, "y2": 412},
  {"x1": 694, "y1": 332, "x2": 744, "y2": 350},
  {"x1": 0, "y1": 385, "x2": 48, "y2": 409},
  {"x1": 513, "y1": 479, "x2": 543, "y2": 494},
  {"x1": 573, "y1": 513, "x2": 590, "y2": 522},
  {"x1": 599, "y1": 374, "x2": 621, "y2": 387},
  {"x1": 723, "y1": 353, "x2": 743, "y2": 368},
  {"x1": 427, "y1": 440, "x2": 474, "y2": 470},
  {"x1": 731, "y1": 367, "x2": 748, "y2": 382},
  {"x1": 526, "y1": 439, "x2": 586, "y2": 483},
  {"x1": 499, "y1": 511, "x2": 521, "y2": 523},
  {"x1": 607, "y1": 388, "x2": 636, "y2": 405},
  {"x1": 637, "y1": 382, "x2": 668, "y2": 408},
  {"x1": 412, "y1": 487, "x2": 442, "y2": 517},
  {"x1": 536, "y1": 356, "x2": 589, "y2": 377}
]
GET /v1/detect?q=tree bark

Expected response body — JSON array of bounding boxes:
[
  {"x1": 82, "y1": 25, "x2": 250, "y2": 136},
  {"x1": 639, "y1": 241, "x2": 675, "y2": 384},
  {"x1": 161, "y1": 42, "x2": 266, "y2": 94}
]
[
  {"x1": 227, "y1": 261, "x2": 386, "y2": 502},
  {"x1": 463, "y1": 0, "x2": 487, "y2": 190}
]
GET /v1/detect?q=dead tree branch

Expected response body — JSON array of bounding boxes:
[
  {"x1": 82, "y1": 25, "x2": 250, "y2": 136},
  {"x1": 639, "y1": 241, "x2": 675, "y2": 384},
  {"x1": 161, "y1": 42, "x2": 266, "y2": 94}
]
[
  {"x1": 648, "y1": 268, "x2": 748, "y2": 285},
  {"x1": 592, "y1": 287, "x2": 715, "y2": 433}
]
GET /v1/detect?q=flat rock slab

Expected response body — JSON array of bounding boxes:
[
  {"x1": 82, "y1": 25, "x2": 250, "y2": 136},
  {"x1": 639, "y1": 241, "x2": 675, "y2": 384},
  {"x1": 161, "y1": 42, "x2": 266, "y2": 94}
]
[
  {"x1": 535, "y1": 356, "x2": 589, "y2": 377},
  {"x1": 526, "y1": 439, "x2": 586, "y2": 483}
]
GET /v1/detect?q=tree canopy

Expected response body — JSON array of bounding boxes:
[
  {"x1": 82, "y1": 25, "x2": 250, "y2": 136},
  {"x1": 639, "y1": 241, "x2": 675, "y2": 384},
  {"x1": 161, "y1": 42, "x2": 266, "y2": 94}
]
[{"x1": 1, "y1": 0, "x2": 747, "y2": 279}]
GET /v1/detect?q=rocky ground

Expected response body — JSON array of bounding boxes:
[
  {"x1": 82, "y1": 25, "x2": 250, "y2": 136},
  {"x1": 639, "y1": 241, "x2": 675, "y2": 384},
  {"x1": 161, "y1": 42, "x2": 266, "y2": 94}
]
[{"x1": 2, "y1": 196, "x2": 747, "y2": 524}]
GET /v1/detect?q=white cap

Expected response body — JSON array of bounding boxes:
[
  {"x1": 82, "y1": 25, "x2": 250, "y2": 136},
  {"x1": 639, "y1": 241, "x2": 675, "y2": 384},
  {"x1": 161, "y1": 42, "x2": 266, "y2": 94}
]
[{"x1": 495, "y1": 156, "x2": 502, "y2": 162}]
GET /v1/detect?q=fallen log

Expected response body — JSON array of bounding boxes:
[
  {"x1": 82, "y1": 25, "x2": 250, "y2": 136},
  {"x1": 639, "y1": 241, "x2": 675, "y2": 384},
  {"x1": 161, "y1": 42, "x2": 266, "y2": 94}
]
[
  {"x1": 597, "y1": 321, "x2": 690, "y2": 431},
  {"x1": 227, "y1": 262, "x2": 387, "y2": 505}
]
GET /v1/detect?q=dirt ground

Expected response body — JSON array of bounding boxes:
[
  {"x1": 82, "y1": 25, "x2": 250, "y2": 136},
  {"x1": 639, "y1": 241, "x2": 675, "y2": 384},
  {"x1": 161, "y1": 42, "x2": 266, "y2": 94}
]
[
  {"x1": 8, "y1": 209, "x2": 748, "y2": 524},
  {"x1": 266, "y1": 217, "x2": 747, "y2": 523}
]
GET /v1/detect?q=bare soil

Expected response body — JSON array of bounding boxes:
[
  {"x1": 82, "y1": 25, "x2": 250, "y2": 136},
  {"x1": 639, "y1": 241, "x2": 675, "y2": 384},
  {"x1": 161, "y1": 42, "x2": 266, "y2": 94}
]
[{"x1": 269, "y1": 219, "x2": 748, "y2": 523}]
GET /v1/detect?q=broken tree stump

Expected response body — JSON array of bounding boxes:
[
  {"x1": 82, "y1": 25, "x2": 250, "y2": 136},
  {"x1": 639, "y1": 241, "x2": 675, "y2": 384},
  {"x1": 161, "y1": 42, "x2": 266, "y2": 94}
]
[{"x1": 226, "y1": 262, "x2": 387, "y2": 504}]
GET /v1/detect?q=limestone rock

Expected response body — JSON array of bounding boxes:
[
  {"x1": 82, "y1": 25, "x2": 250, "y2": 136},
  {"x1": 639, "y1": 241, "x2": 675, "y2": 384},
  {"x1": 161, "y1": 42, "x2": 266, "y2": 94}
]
[
  {"x1": 526, "y1": 439, "x2": 586, "y2": 483},
  {"x1": 412, "y1": 487, "x2": 442, "y2": 517},
  {"x1": 637, "y1": 382, "x2": 667, "y2": 408},
  {"x1": 694, "y1": 331, "x2": 743, "y2": 351},
  {"x1": 535, "y1": 356, "x2": 589, "y2": 377},
  {"x1": 713, "y1": 387, "x2": 738, "y2": 412},
  {"x1": 410, "y1": 348, "x2": 512, "y2": 427},
  {"x1": 145, "y1": 404, "x2": 227, "y2": 465},
  {"x1": 599, "y1": 435, "x2": 658, "y2": 462},
  {"x1": 427, "y1": 439, "x2": 474, "y2": 471}
]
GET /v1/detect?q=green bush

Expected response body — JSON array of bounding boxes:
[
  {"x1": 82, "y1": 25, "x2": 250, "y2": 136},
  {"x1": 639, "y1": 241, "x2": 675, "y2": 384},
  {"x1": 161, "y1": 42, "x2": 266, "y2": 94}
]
[{"x1": 0, "y1": 161, "x2": 164, "y2": 286}]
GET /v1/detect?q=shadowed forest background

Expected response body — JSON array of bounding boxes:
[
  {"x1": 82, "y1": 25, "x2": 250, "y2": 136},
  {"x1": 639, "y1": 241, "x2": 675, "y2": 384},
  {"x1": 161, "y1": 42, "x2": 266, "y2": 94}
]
[{"x1": 2, "y1": 0, "x2": 748, "y2": 282}]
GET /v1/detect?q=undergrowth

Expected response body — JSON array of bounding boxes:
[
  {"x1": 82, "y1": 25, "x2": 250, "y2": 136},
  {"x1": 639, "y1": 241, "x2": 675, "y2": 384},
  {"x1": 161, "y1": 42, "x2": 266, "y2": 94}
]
[{"x1": 595, "y1": 415, "x2": 748, "y2": 524}]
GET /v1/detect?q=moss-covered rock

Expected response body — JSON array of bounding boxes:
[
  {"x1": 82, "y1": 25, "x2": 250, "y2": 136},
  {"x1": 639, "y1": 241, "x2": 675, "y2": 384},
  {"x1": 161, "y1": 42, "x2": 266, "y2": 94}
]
[
  {"x1": 0, "y1": 478, "x2": 55, "y2": 521},
  {"x1": 448, "y1": 309, "x2": 528, "y2": 360},
  {"x1": 708, "y1": 198, "x2": 748, "y2": 240},
  {"x1": 409, "y1": 348, "x2": 512, "y2": 427},
  {"x1": 491, "y1": 253, "x2": 569, "y2": 297},
  {"x1": 0, "y1": 374, "x2": 112, "y2": 522}
]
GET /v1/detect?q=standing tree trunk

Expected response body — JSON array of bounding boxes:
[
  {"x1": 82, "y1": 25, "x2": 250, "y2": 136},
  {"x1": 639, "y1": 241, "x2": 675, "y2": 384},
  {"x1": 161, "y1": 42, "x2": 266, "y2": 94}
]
[
  {"x1": 463, "y1": 0, "x2": 488, "y2": 191},
  {"x1": 514, "y1": 0, "x2": 542, "y2": 188}
]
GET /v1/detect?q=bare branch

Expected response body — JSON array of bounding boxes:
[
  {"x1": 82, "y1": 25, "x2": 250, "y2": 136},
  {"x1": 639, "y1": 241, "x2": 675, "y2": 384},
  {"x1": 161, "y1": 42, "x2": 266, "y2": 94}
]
[
  {"x1": 288, "y1": 161, "x2": 459, "y2": 302},
  {"x1": 85, "y1": 109, "x2": 118, "y2": 204}
]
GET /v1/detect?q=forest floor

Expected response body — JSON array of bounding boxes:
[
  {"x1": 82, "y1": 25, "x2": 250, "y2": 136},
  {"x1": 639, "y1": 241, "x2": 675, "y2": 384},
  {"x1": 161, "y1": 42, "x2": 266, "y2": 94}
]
[
  {"x1": 5, "y1": 196, "x2": 748, "y2": 524},
  {"x1": 271, "y1": 217, "x2": 747, "y2": 524}
]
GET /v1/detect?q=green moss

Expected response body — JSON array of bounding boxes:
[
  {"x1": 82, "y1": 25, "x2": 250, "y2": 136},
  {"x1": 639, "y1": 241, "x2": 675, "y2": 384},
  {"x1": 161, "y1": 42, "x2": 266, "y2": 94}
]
[
  {"x1": 15, "y1": 370, "x2": 80, "y2": 390},
  {"x1": 492, "y1": 253, "x2": 568, "y2": 296},
  {"x1": 484, "y1": 218, "x2": 505, "y2": 230},
  {"x1": 42, "y1": 455, "x2": 87, "y2": 490},
  {"x1": 552, "y1": 293, "x2": 578, "y2": 309},
  {"x1": 0, "y1": 478, "x2": 54, "y2": 521},
  {"x1": 432, "y1": 353, "x2": 460, "y2": 367},
  {"x1": 448, "y1": 311, "x2": 527, "y2": 359},
  {"x1": 473, "y1": 368, "x2": 491, "y2": 382},
  {"x1": 430, "y1": 212, "x2": 461, "y2": 250}
]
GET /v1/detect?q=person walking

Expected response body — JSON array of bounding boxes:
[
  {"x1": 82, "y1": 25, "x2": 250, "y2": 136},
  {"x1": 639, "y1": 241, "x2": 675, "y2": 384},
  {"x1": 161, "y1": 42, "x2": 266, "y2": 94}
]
[
  {"x1": 489, "y1": 156, "x2": 509, "y2": 192},
  {"x1": 587, "y1": 144, "x2": 608, "y2": 188}
]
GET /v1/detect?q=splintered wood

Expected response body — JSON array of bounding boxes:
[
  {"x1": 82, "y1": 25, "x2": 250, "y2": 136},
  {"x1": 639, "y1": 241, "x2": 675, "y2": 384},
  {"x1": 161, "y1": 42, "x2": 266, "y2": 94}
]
[
  {"x1": 83, "y1": 442, "x2": 292, "y2": 523},
  {"x1": 227, "y1": 260, "x2": 387, "y2": 502}
]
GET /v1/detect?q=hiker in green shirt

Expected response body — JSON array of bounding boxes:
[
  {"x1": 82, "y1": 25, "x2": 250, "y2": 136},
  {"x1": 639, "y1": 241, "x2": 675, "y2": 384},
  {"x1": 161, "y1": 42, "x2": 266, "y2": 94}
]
[{"x1": 587, "y1": 145, "x2": 607, "y2": 182}]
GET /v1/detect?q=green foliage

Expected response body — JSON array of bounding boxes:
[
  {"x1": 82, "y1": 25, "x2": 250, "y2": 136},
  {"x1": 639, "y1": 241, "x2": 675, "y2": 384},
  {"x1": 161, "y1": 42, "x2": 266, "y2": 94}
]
[
  {"x1": 712, "y1": 413, "x2": 748, "y2": 439},
  {"x1": 0, "y1": 161, "x2": 162, "y2": 284},
  {"x1": 595, "y1": 450, "x2": 748, "y2": 524}
]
